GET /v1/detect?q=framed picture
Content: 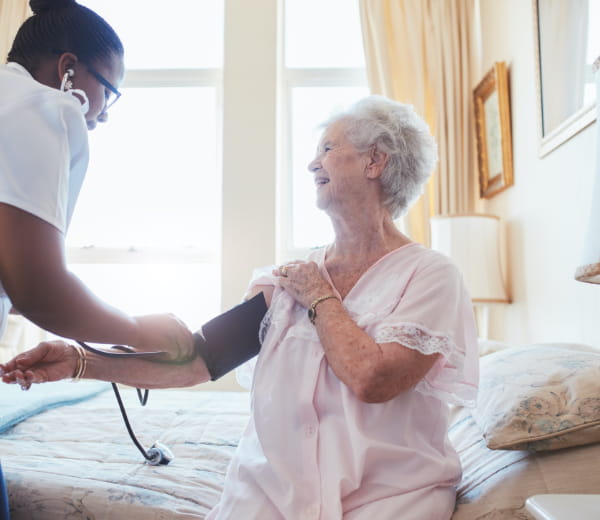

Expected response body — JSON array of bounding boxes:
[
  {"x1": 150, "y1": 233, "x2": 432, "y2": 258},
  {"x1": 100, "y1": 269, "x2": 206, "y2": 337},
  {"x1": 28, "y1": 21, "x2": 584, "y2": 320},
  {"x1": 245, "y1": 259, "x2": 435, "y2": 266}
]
[
  {"x1": 533, "y1": 0, "x2": 598, "y2": 157},
  {"x1": 473, "y1": 61, "x2": 514, "y2": 199}
]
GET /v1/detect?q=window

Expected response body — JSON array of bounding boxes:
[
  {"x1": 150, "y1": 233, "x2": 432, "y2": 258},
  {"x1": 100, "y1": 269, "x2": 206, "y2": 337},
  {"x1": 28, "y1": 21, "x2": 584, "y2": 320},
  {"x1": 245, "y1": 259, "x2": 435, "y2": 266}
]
[
  {"x1": 64, "y1": 1, "x2": 368, "y2": 331},
  {"x1": 68, "y1": 1, "x2": 223, "y2": 330},
  {"x1": 280, "y1": 0, "x2": 369, "y2": 258}
]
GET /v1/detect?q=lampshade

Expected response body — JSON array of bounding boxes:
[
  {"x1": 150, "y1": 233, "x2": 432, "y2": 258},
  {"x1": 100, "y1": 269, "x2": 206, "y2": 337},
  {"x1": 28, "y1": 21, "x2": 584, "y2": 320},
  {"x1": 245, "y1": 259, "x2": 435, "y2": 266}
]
[
  {"x1": 575, "y1": 57, "x2": 600, "y2": 284},
  {"x1": 430, "y1": 214, "x2": 509, "y2": 303}
]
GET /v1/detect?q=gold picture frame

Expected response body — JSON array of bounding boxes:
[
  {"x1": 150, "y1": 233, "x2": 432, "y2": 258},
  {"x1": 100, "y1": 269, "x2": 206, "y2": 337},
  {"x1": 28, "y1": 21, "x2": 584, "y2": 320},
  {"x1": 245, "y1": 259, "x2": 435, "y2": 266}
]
[{"x1": 473, "y1": 61, "x2": 514, "y2": 199}]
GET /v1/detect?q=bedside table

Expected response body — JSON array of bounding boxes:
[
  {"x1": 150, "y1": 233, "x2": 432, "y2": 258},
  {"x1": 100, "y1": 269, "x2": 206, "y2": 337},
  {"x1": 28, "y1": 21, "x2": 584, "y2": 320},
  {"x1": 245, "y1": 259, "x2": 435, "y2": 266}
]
[{"x1": 526, "y1": 494, "x2": 600, "y2": 520}]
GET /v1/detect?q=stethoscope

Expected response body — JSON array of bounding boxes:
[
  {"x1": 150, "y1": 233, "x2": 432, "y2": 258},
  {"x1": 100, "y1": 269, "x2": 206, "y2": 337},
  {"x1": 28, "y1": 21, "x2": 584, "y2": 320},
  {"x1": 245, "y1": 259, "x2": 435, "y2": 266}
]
[
  {"x1": 76, "y1": 341, "x2": 174, "y2": 466},
  {"x1": 73, "y1": 293, "x2": 268, "y2": 466}
]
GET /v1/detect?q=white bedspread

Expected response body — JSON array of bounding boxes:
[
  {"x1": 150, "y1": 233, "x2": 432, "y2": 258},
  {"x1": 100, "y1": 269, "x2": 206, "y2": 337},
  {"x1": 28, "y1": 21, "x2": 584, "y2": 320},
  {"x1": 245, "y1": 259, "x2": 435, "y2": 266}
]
[
  {"x1": 0, "y1": 389, "x2": 250, "y2": 520},
  {"x1": 6, "y1": 385, "x2": 598, "y2": 519}
]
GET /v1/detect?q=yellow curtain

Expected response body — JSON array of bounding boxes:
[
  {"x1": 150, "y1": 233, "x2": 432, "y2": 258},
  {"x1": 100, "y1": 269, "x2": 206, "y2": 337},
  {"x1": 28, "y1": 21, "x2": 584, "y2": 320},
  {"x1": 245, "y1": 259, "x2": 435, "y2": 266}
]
[
  {"x1": 359, "y1": 0, "x2": 479, "y2": 245},
  {"x1": 0, "y1": 0, "x2": 30, "y2": 63}
]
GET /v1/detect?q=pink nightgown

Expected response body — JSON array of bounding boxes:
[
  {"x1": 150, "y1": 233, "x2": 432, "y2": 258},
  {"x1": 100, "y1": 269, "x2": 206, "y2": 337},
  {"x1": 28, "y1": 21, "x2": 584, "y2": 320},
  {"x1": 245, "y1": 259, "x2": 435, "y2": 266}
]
[{"x1": 207, "y1": 242, "x2": 479, "y2": 520}]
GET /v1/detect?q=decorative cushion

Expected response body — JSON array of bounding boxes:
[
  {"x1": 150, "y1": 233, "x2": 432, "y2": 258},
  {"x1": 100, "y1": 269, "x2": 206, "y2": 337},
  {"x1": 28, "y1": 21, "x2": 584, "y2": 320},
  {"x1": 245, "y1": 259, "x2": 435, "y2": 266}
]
[{"x1": 473, "y1": 343, "x2": 600, "y2": 451}]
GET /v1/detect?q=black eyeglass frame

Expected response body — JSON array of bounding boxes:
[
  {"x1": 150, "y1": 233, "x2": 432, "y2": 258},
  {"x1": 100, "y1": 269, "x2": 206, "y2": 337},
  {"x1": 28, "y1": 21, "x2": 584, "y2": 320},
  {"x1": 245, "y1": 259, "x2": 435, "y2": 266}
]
[
  {"x1": 52, "y1": 49, "x2": 122, "y2": 110},
  {"x1": 86, "y1": 65, "x2": 122, "y2": 110}
]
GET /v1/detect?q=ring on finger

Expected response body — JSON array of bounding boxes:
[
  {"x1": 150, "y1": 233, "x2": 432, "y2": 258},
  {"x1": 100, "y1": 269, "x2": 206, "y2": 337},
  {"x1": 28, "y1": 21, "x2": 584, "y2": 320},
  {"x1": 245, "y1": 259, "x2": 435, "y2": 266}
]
[{"x1": 280, "y1": 265, "x2": 288, "y2": 277}]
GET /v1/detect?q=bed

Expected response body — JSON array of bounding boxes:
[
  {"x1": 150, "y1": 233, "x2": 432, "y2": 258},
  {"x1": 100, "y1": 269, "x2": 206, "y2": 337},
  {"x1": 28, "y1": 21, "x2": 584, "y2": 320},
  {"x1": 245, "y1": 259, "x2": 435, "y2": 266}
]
[{"x1": 2, "y1": 340, "x2": 600, "y2": 519}]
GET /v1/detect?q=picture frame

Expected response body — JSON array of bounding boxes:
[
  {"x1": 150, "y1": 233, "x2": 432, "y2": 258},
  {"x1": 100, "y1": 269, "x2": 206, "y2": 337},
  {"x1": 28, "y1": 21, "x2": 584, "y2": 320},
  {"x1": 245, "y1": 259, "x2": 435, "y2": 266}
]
[
  {"x1": 532, "y1": 0, "x2": 597, "y2": 157},
  {"x1": 473, "y1": 61, "x2": 514, "y2": 199}
]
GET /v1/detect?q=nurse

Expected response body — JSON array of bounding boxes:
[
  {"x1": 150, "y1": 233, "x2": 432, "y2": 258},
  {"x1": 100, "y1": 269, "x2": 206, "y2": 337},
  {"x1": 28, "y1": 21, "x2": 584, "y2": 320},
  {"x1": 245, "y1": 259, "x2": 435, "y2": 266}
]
[{"x1": 0, "y1": 0, "x2": 193, "y2": 514}]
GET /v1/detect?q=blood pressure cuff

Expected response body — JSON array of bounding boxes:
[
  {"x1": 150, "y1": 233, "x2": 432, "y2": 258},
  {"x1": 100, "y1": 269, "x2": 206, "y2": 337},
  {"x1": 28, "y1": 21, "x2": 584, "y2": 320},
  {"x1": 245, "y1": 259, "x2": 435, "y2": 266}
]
[{"x1": 194, "y1": 292, "x2": 267, "y2": 381}]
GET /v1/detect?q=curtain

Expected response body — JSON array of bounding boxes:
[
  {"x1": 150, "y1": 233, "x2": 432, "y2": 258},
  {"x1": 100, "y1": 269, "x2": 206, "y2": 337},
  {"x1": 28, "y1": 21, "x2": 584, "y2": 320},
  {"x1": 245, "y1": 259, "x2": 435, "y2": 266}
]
[
  {"x1": 0, "y1": 0, "x2": 30, "y2": 63},
  {"x1": 359, "y1": 0, "x2": 479, "y2": 245}
]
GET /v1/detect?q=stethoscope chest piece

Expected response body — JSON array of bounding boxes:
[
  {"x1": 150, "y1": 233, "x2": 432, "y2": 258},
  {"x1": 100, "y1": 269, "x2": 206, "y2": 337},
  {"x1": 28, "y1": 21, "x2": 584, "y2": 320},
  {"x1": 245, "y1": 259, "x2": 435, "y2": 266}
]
[{"x1": 146, "y1": 441, "x2": 174, "y2": 466}]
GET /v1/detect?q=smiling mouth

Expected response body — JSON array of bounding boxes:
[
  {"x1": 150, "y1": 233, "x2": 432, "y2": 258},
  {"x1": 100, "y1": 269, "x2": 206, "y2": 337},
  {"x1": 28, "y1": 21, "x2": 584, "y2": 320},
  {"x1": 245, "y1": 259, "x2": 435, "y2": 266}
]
[{"x1": 315, "y1": 178, "x2": 329, "y2": 186}]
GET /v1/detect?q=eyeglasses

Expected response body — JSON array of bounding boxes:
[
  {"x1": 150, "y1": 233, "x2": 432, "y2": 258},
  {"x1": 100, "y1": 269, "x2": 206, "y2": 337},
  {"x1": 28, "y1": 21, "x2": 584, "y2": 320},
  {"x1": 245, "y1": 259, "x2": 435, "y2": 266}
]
[{"x1": 85, "y1": 65, "x2": 122, "y2": 110}]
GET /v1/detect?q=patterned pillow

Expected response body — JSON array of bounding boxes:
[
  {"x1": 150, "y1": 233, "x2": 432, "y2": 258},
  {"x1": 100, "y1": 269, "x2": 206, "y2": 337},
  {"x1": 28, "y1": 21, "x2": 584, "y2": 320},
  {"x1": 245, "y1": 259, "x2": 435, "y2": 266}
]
[{"x1": 473, "y1": 343, "x2": 600, "y2": 451}]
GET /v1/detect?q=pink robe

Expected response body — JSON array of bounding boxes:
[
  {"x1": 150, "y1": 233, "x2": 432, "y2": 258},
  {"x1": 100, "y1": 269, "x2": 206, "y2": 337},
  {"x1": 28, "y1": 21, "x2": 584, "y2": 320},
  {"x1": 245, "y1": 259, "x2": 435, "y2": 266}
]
[{"x1": 208, "y1": 243, "x2": 479, "y2": 519}]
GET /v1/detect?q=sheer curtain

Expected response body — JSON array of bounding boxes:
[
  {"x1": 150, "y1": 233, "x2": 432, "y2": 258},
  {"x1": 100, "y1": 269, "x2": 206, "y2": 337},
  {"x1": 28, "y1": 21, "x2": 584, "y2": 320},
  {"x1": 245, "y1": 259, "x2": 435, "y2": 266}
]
[
  {"x1": 359, "y1": 0, "x2": 479, "y2": 245},
  {"x1": 0, "y1": 0, "x2": 30, "y2": 62}
]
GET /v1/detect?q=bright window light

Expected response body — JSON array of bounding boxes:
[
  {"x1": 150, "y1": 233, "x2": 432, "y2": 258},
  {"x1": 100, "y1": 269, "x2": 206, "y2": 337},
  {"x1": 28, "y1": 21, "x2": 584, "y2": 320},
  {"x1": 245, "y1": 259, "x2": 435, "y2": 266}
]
[
  {"x1": 80, "y1": 0, "x2": 223, "y2": 69},
  {"x1": 284, "y1": 0, "x2": 366, "y2": 68},
  {"x1": 68, "y1": 264, "x2": 219, "y2": 331},
  {"x1": 67, "y1": 87, "x2": 220, "y2": 250}
]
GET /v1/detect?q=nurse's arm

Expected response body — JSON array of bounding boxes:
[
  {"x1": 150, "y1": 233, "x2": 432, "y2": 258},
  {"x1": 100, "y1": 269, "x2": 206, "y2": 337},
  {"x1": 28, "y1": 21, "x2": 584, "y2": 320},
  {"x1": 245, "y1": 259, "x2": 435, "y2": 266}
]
[
  {"x1": 1, "y1": 339, "x2": 210, "y2": 389},
  {"x1": 0, "y1": 203, "x2": 140, "y2": 345}
]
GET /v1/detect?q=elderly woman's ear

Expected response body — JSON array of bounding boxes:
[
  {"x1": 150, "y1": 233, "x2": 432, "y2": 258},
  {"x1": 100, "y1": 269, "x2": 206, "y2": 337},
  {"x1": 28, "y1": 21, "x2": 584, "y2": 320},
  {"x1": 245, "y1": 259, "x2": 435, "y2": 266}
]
[{"x1": 365, "y1": 146, "x2": 388, "y2": 179}]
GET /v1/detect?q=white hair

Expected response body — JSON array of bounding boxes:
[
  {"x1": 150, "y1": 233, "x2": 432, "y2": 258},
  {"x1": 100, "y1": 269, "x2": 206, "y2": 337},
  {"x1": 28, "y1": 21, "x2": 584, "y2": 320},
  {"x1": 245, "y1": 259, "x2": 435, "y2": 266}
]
[{"x1": 322, "y1": 95, "x2": 438, "y2": 218}]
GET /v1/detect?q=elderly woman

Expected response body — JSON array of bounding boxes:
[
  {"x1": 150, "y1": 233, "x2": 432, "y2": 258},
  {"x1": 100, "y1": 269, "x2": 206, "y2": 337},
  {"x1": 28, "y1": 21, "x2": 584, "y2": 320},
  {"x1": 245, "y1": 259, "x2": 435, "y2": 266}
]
[
  {"x1": 1, "y1": 95, "x2": 478, "y2": 519},
  {"x1": 209, "y1": 95, "x2": 479, "y2": 519}
]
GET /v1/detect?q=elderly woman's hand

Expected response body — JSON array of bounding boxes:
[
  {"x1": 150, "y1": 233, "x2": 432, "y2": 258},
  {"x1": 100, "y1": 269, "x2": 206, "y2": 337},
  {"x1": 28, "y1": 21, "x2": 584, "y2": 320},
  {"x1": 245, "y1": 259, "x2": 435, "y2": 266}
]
[
  {"x1": 273, "y1": 261, "x2": 334, "y2": 308},
  {"x1": 0, "y1": 340, "x2": 78, "y2": 389}
]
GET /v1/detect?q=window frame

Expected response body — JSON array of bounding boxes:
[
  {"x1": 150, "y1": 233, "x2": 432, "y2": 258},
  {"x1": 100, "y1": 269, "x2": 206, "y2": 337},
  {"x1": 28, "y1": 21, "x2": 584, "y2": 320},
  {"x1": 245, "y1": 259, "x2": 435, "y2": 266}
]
[{"x1": 65, "y1": 68, "x2": 223, "y2": 266}]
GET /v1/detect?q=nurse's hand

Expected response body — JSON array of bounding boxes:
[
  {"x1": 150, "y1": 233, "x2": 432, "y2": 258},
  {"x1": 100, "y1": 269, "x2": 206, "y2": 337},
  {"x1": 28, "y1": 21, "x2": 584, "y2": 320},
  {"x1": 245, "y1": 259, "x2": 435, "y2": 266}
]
[
  {"x1": 133, "y1": 313, "x2": 194, "y2": 362},
  {"x1": 0, "y1": 340, "x2": 77, "y2": 389}
]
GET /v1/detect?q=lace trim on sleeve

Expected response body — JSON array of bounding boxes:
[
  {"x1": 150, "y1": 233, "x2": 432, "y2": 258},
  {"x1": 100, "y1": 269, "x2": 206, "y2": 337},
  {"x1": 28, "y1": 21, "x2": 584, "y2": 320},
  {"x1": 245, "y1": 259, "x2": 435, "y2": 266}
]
[
  {"x1": 374, "y1": 322, "x2": 476, "y2": 407},
  {"x1": 374, "y1": 322, "x2": 457, "y2": 358}
]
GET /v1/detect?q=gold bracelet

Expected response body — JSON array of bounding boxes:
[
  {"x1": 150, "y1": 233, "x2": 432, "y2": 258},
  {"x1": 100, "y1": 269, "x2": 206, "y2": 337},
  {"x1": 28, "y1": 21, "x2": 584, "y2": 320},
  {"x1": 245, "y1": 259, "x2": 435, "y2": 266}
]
[
  {"x1": 71, "y1": 344, "x2": 87, "y2": 381},
  {"x1": 308, "y1": 294, "x2": 338, "y2": 325}
]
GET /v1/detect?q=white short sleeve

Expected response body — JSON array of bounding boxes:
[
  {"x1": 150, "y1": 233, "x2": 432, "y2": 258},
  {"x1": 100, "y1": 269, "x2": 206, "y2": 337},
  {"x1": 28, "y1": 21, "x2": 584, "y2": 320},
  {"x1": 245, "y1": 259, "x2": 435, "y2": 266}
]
[
  {"x1": 0, "y1": 75, "x2": 88, "y2": 233},
  {"x1": 370, "y1": 252, "x2": 479, "y2": 406}
]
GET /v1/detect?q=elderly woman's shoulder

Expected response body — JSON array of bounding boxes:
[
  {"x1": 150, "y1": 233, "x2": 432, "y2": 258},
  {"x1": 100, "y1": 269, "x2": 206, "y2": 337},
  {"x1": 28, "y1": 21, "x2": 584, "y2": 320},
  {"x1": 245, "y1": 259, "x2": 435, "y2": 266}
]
[{"x1": 408, "y1": 244, "x2": 463, "y2": 277}]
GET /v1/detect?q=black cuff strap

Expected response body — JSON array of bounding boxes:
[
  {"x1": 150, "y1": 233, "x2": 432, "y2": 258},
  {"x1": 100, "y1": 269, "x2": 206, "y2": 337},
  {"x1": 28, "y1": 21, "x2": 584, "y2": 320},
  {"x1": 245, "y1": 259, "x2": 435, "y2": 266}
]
[{"x1": 193, "y1": 292, "x2": 268, "y2": 381}]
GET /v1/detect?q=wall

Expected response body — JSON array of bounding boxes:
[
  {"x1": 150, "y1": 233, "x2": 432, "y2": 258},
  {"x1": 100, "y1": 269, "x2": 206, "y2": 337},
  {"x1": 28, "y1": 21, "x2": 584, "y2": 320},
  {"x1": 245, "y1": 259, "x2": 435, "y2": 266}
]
[
  {"x1": 207, "y1": 0, "x2": 278, "y2": 391},
  {"x1": 478, "y1": 0, "x2": 600, "y2": 346}
]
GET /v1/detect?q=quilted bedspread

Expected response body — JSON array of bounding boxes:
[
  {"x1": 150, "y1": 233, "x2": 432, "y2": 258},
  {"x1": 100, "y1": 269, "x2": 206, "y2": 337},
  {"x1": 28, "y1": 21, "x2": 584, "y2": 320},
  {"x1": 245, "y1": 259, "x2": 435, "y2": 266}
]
[
  {"x1": 0, "y1": 388, "x2": 250, "y2": 520},
  {"x1": 4, "y1": 384, "x2": 600, "y2": 519}
]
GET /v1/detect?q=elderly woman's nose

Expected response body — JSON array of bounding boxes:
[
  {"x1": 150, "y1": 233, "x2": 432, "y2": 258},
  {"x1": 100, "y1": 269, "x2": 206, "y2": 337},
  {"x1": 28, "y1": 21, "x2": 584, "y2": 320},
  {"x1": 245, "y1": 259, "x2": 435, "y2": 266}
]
[{"x1": 308, "y1": 156, "x2": 321, "y2": 172}]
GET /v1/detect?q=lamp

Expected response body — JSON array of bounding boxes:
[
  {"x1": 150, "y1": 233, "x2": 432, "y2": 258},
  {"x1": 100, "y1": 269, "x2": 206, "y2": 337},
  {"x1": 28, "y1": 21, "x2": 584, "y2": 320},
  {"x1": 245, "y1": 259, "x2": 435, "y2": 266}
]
[
  {"x1": 430, "y1": 214, "x2": 509, "y2": 339},
  {"x1": 575, "y1": 57, "x2": 600, "y2": 284}
]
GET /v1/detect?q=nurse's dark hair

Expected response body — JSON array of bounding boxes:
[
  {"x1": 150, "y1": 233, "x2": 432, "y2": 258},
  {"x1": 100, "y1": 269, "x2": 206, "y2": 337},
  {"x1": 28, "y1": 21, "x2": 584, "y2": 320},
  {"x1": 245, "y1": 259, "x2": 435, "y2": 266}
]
[{"x1": 7, "y1": 0, "x2": 123, "y2": 71}]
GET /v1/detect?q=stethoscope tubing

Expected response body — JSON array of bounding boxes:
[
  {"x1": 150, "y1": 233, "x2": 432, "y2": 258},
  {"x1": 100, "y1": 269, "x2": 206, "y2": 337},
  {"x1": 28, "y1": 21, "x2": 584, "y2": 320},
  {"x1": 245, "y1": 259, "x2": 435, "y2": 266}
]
[
  {"x1": 110, "y1": 382, "x2": 153, "y2": 462},
  {"x1": 76, "y1": 341, "x2": 162, "y2": 464}
]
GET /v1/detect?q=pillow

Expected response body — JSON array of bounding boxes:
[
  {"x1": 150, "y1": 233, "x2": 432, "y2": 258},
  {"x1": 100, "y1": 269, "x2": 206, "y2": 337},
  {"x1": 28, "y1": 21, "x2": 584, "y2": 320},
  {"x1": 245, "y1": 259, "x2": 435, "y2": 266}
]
[{"x1": 473, "y1": 343, "x2": 600, "y2": 451}]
